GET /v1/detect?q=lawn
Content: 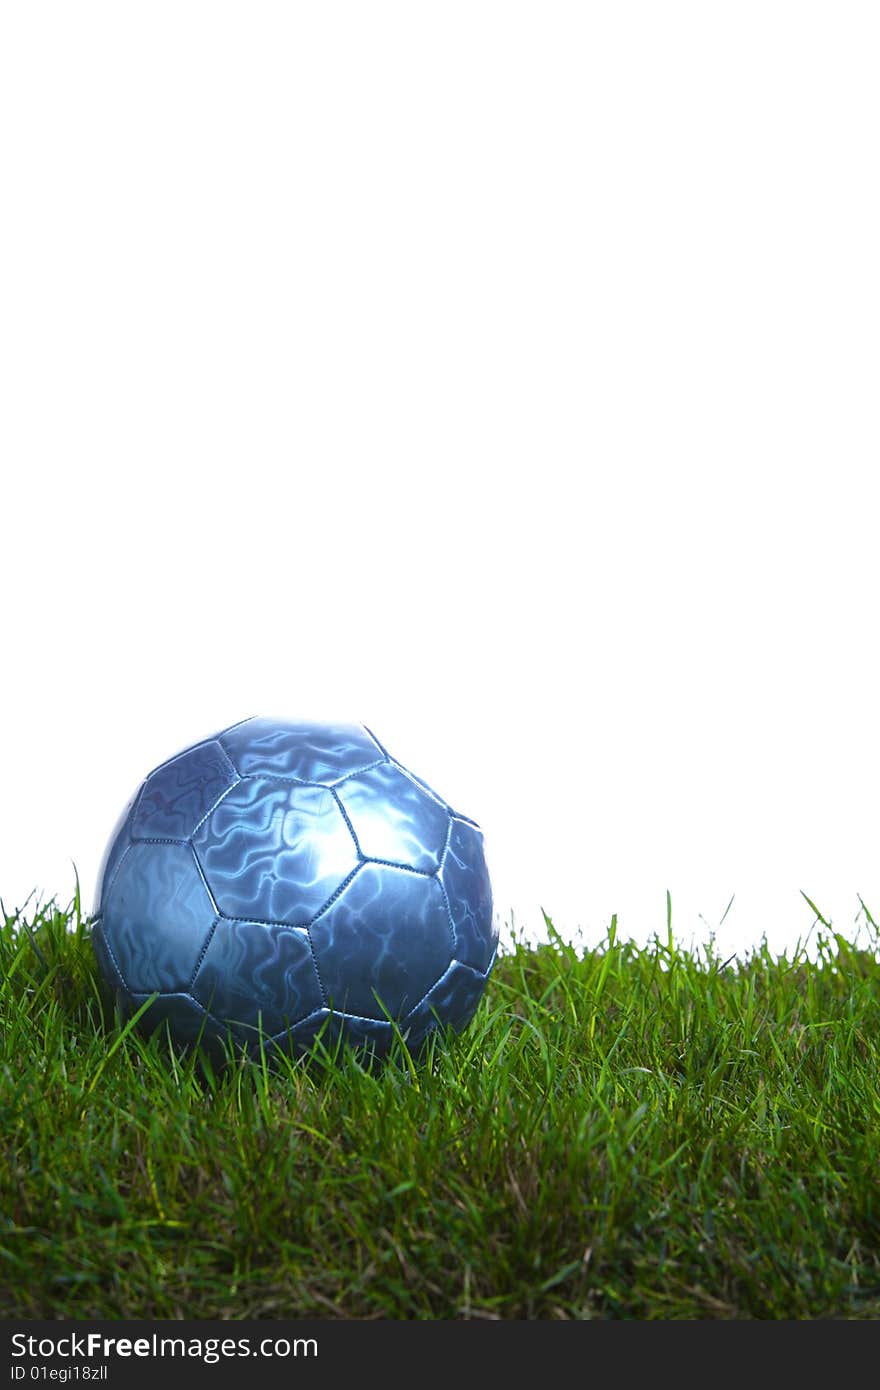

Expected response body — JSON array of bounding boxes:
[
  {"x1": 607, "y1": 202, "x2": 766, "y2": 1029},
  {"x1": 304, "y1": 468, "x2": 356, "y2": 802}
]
[{"x1": 2, "y1": 889, "x2": 880, "y2": 1319}]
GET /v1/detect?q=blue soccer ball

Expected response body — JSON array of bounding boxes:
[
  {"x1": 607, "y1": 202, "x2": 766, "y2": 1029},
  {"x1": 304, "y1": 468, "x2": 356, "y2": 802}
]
[{"x1": 91, "y1": 718, "x2": 497, "y2": 1060}]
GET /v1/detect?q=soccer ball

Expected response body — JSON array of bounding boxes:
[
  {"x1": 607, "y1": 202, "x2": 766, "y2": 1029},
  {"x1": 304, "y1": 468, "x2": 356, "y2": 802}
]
[{"x1": 91, "y1": 717, "x2": 497, "y2": 1060}]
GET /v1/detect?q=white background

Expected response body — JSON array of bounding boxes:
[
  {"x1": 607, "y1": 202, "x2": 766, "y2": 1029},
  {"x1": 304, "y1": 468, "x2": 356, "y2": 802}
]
[{"x1": 2, "y1": 3, "x2": 877, "y2": 963}]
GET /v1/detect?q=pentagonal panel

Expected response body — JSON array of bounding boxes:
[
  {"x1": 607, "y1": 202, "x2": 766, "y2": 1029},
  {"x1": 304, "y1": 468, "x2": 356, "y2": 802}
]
[
  {"x1": 309, "y1": 863, "x2": 452, "y2": 1020},
  {"x1": 94, "y1": 790, "x2": 139, "y2": 912},
  {"x1": 440, "y1": 818, "x2": 496, "y2": 973},
  {"x1": 191, "y1": 920, "x2": 323, "y2": 1037},
  {"x1": 335, "y1": 762, "x2": 450, "y2": 872},
  {"x1": 132, "y1": 741, "x2": 238, "y2": 841},
  {"x1": 193, "y1": 778, "x2": 358, "y2": 925},
  {"x1": 403, "y1": 956, "x2": 495, "y2": 1048},
  {"x1": 102, "y1": 842, "x2": 217, "y2": 993},
  {"x1": 218, "y1": 717, "x2": 384, "y2": 783}
]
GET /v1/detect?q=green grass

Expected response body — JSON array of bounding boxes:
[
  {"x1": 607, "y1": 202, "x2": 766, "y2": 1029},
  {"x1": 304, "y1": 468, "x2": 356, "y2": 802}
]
[{"x1": 3, "y1": 887, "x2": 880, "y2": 1320}]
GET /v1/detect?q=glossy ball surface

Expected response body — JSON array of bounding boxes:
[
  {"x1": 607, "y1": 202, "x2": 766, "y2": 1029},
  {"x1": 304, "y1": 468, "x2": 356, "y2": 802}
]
[{"x1": 92, "y1": 718, "x2": 496, "y2": 1059}]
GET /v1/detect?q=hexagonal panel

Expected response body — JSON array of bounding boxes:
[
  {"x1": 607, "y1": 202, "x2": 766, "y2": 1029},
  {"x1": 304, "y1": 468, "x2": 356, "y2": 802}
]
[
  {"x1": 390, "y1": 758, "x2": 450, "y2": 808},
  {"x1": 271, "y1": 1006, "x2": 394, "y2": 1059},
  {"x1": 218, "y1": 717, "x2": 385, "y2": 783},
  {"x1": 440, "y1": 818, "x2": 496, "y2": 973},
  {"x1": 90, "y1": 916, "x2": 130, "y2": 996},
  {"x1": 94, "y1": 790, "x2": 139, "y2": 911},
  {"x1": 403, "y1": 956, "x2": 494, "y2": 1048},
  {"x1": 191, "y1": 919, "x2": 323, "y2": 1037},
  {"x1": 309, "y1": 862, "x2": 452, "y2": 1020},
  {"x1": 334, "y1": 762, "x2": 450, "y2": 872},
  {"x1": 101, "y1": 842, "x2": 217, "y2": 993},
  {"x1": 193, "y1": 778, "x2": 359, "y2": 925},
  {"x1": 132, "y1": 740, "x2": 238, "y2": 841},
  {"x1": 129, "y1": 992, "x2": 240, "y2": 1053}
]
